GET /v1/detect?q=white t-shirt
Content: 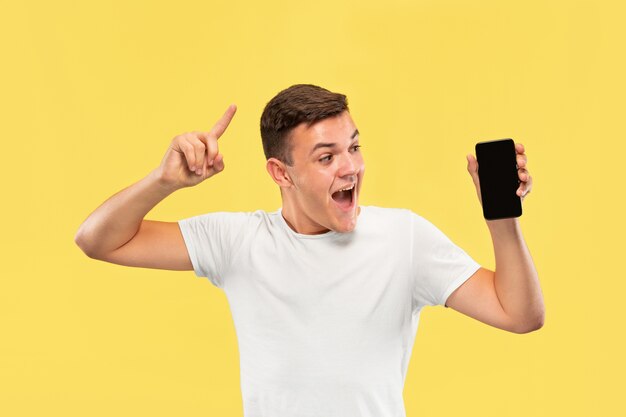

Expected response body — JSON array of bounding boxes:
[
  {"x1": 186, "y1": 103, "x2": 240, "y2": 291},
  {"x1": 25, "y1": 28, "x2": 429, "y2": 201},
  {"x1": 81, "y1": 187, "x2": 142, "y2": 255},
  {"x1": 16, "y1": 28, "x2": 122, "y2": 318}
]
[{"x1": 178, "y1": 206, "x2": 481, "y2": 417}]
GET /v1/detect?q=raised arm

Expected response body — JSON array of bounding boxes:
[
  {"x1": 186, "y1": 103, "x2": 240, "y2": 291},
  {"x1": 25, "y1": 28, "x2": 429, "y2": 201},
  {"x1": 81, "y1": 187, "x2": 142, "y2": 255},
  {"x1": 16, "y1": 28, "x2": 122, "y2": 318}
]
[
  {"x1": 74, "y1": 104, "x2": 237, "y2": 270},
  {"x1": 445, "y1": 143, "x2": 545, "y2": 334}
]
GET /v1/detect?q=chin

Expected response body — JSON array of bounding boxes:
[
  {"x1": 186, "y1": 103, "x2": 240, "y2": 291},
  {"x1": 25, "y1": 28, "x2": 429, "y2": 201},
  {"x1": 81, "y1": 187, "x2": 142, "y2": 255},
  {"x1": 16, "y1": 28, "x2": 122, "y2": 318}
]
[
  {"x1": 339, "y1": 224, "x2": 356, "y2": 233},
  {"x1": 333, "y1": 216, "x2": 358, "y2": 233}
]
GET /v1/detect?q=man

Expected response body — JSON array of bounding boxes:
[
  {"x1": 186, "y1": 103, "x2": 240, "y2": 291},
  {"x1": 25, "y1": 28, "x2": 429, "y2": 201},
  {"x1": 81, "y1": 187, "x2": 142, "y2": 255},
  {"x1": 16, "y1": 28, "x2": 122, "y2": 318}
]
[{"x1": 75, "y1": 84, "x2": 544, "y2": 417}]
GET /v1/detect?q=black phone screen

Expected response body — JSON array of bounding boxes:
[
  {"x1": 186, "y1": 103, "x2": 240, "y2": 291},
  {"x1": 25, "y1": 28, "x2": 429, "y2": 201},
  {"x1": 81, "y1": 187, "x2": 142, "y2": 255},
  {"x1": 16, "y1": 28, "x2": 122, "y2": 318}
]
[{"x1": 475, "y1": 138, "x2": 522, "y2": 220}]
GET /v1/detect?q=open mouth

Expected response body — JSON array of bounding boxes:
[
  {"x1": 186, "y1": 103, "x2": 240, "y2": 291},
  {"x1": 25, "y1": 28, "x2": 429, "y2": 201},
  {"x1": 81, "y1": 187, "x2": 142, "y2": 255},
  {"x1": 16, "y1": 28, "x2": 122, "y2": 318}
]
[{"x1": 331, "y1": 183, "x2": 356, "y2": 211}]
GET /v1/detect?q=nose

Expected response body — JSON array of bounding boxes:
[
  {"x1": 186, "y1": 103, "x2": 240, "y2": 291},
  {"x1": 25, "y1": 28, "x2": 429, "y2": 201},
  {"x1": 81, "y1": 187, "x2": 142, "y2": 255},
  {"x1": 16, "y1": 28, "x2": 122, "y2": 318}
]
[{"x1": 337, "y1": 151, "x2": 358, "y2": 179}]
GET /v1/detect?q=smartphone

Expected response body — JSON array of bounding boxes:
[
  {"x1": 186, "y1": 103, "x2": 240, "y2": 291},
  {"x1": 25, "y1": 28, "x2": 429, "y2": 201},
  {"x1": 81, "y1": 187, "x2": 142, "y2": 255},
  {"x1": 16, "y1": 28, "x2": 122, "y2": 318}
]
[{"x1": 475, "y1": 138, "x2": 522, "y2": 220}]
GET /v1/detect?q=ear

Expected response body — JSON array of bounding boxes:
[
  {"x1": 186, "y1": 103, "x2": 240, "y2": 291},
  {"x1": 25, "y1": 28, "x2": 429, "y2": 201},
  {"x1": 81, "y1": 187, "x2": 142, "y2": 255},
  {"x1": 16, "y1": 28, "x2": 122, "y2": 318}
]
[{"x1": 266, "y1": 157, "x2": 293, "y2": 188}]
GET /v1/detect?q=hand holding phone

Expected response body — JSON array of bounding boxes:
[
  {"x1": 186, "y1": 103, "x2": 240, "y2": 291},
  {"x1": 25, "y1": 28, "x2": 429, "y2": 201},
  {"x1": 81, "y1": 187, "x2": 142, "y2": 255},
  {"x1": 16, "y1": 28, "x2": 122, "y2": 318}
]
[{"x1": 474, "y1": 138, "x2": 522, "y2": 220}]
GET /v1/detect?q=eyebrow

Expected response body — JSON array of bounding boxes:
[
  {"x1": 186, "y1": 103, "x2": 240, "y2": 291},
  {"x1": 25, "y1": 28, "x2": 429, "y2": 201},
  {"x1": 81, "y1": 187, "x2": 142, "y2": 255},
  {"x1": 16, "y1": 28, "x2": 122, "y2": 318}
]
[{"x1": 309, "y1": 129, "x2": 360, "y2": 156}]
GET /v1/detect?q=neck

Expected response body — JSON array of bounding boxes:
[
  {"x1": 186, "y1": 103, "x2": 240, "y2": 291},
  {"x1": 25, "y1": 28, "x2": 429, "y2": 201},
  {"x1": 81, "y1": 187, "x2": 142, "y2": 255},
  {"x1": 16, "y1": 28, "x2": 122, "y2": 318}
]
[{"x1": 281, "y1": 196, "x2": 330, "y2": 235}]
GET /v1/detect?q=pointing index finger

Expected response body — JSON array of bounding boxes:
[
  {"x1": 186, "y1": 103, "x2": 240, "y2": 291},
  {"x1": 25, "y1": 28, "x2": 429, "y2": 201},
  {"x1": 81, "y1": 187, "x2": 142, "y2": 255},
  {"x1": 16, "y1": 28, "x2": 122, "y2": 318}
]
[{"x1": 208, "y1": 104, "x2": 237, "y2": 140}]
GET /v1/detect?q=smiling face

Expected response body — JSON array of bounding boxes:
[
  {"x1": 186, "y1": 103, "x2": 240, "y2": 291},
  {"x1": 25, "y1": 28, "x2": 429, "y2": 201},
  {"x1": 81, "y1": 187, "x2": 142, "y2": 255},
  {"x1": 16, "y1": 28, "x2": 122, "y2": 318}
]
[{"x1": 267, "y1": 111, "x2": 365, "y2": 234}]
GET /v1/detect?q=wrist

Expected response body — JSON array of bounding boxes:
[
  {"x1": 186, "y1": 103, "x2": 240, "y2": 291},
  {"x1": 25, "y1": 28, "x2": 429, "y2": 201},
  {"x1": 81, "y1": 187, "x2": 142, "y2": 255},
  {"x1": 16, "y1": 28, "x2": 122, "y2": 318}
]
[
  {"x1": 148, "y1": 168, "x2": 180, "y2": 196},
  {"x1": 486, "y1": 217, "x2": 522, "y2": 238}
]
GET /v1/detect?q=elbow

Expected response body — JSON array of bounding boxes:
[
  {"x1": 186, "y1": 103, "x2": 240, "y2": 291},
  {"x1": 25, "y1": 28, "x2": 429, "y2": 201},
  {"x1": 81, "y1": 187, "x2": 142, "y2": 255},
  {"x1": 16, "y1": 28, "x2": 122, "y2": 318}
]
[
  {"x1": 511, "y1": 310, "x2": 545, "y2": 334},
  {"x1": 74, "y1": 228, "x2": 100, "y2": 259}
]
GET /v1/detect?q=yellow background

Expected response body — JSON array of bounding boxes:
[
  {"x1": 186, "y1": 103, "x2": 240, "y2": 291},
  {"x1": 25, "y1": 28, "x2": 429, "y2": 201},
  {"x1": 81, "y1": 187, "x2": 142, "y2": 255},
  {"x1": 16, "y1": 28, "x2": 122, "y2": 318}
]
[{"x1": 1, "y1": 0, "x2": 624, "y2": 415}]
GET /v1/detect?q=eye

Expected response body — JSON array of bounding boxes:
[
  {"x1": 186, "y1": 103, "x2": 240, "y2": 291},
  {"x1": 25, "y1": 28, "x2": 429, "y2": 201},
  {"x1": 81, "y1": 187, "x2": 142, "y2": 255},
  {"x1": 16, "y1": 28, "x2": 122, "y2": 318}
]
[
  {"x1": 319, "y1": 155, "x2": 333, "y2": 163},
  {"x1": 351, "y1": 145, "x2": 362, "y2": 152}
]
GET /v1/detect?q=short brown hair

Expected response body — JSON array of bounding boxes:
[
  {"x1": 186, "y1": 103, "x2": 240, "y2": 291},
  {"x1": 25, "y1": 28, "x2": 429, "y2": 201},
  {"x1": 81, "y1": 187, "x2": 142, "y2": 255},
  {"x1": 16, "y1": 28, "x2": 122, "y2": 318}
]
[{"x1": 260, "y1": 84, "x2": 349, "y2": 166}]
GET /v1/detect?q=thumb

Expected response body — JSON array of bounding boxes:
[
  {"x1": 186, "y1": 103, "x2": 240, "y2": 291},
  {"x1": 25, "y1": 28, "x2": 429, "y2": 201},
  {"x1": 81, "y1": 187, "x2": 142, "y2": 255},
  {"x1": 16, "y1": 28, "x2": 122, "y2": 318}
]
[
  {"x1": 467, "y1": 154, "x2": 479, "y2": 183},
  {"x1": 467, "y1": 154, "x2": 482, "y2": 204},
  {"x1": 213, "y1": 153, "x2": 225, "y2": 172}
]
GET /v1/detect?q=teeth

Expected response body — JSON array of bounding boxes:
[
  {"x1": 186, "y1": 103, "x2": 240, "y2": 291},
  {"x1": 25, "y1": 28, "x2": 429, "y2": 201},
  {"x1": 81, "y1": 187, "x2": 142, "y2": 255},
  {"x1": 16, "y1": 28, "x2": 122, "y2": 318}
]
[{"x1": 336, "y1": 184, "x2": 355, "y2": 193}]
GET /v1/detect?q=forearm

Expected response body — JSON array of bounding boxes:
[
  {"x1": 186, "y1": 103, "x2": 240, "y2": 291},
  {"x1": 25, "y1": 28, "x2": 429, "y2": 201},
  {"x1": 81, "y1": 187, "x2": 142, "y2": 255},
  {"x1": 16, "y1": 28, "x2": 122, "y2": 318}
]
[
  {"x1": 74, "y1": 169, "x2": 176, "y2": 257},
  {"x1": 488, "y1": 218, "x2": 545, "y2": 332}
]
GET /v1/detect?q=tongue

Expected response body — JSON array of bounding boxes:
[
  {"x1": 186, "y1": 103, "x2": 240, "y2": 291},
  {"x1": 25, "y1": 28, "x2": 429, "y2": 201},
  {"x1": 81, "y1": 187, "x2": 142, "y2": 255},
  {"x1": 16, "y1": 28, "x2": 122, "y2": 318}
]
[{"x1": 332, "y1": 190, "x2": 352, "y2": 209}]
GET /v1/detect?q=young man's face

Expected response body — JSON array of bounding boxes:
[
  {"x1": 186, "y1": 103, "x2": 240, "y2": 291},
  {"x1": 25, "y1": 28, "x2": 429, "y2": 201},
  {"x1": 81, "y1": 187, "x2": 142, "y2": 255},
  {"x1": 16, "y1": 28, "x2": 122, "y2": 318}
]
[{"x1": 281, "y1": 110, "x2": 365, "y2": 234}]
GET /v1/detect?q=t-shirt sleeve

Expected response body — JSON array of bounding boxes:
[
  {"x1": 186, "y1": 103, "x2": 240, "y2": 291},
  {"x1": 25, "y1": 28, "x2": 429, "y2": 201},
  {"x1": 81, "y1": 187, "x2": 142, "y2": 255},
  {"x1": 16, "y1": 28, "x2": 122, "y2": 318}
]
[
  {"x1": 177, "y1": 211, "x2": 251, "y2": 288},
  {"x1": 410, "y1": 212, "x2": 482, "y2": 310}
]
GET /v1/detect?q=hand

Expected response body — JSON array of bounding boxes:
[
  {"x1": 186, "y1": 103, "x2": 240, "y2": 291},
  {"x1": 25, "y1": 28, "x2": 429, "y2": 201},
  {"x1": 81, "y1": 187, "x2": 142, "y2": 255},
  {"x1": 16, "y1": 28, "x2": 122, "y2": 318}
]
[
  {"x1": 466, "y1": 142, "x2": 533, "y2": 205},
  {"x1": 155, "y1": 104, "x2": 237, "y2": 191}
]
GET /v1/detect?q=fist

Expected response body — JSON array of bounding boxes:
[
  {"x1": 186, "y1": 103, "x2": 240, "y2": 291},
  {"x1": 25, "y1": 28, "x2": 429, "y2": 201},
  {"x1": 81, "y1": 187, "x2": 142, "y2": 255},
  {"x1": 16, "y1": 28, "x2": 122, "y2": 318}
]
[
  {"x1": 466, "y1": 142, "x2": 533, "y2": 205},
  {"x1": 155, "y1": 104, "x2": 237, "y2": 190}
]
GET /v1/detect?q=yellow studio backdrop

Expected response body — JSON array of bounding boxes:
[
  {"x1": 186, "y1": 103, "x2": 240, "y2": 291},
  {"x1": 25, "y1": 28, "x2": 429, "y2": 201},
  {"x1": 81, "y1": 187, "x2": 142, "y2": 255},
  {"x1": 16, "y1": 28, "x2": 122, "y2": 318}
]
[{"x1": 1, "y1": 0, "x2": 624, "y2": 416}]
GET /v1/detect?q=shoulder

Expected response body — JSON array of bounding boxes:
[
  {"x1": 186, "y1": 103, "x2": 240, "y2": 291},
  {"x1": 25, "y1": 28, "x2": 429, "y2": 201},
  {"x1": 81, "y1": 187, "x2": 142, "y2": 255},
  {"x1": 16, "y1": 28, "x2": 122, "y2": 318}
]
[
  {"x1": 179, "y1": 209, "x2": 277, "y2": 231},
  {"x1": 359, "y1": 206, "x2": 442, "y2": 235},
  {"x1": 359, "y1": 205, "x2": 417, "y2": 223},
  {"x1": 357, "y1": 206, "x2": 420, "y2": 233}
]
